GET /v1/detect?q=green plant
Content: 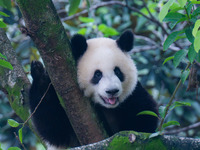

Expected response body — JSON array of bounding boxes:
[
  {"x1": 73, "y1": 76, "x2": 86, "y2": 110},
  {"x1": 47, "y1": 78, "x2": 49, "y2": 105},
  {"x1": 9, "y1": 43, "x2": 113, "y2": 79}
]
[
  {"x1": 138, "y1": 0, "x2": 200, "y2": 136},
  {"x1": 0, "y1": 53, "x2": 13, "y2": 70}
]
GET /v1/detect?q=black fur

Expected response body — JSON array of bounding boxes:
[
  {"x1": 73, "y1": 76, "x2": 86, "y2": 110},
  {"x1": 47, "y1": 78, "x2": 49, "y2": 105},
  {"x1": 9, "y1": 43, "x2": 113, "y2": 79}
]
[
  {"x1": 116, "y1": 30, "x2": 134, "y2": 52},
  {"x1": 91, "y1": 70, "x2": 103, "y2": 85},
  {"x1": 71, "y1": 34, "x2": 87, "y2": 62},
  {"x1": 29, "y1": 61, "x2": 79, "y2": 147},
  {"x1": 29, "y1": 31, "x2": 158, "y2": 148},
  {"x1": 114, "y1": 67, "x2": 124, "y2": 82}
]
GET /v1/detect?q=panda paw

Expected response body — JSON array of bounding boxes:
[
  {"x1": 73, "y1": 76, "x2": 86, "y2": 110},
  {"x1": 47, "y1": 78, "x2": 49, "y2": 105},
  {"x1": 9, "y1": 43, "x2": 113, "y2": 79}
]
[{"x1": 31, "y1": 61, "x2": 45, "y2": 80}]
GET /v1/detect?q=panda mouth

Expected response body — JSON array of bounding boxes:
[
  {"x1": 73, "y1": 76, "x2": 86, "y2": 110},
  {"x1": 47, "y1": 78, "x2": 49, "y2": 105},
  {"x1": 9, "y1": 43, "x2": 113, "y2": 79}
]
[{"x1": 100, "y1": 96, "x2": 118, "y2": 105}]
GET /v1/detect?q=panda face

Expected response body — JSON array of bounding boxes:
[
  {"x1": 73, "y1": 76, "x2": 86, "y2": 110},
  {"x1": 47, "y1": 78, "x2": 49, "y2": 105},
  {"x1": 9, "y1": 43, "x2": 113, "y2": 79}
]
[
  {"x1": 90, "y1": 66, "x2": 123, "y2": 108},
  {"x1": 77, "y1": 37, "x2": 138, "y2": 108}
]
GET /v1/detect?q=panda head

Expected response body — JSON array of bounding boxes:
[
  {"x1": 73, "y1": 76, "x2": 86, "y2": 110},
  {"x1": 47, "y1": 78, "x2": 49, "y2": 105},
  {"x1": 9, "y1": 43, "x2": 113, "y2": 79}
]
[{"x1": 71, "y1": 30, "x2": 138, "y2": 108}]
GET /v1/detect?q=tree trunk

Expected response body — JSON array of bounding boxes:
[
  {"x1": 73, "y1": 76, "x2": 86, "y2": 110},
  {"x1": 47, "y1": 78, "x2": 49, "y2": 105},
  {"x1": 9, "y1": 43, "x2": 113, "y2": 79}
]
[
  {"x1": 16, "y1": 0, "x2": 107, "y2": 145},
  {"x1": 0, "y1": 28, "x2": 45, "y2": 145},
  {"x1": 0, "y1": 28, "x2": 30, "y2": 122}
]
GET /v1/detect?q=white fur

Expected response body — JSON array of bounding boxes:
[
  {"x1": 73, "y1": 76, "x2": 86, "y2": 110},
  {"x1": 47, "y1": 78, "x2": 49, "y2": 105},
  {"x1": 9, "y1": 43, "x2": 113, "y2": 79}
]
[{"x1": 77, "y1": 38, "x2": 138, "y2": 108}]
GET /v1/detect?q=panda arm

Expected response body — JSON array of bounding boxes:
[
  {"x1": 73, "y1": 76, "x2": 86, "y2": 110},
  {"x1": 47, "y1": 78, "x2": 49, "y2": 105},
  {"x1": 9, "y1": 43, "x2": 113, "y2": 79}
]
[
  {"x1": 29, "y1": 61, "x2": 78, "y2": 147},
  {"x1": 118, "y1": 81, "x2": 158, "y2": 133}
]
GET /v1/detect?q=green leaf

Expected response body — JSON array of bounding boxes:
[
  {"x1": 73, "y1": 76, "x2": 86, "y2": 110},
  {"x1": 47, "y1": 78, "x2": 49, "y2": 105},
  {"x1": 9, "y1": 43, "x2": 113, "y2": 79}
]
[
  {"x1": 169, "y1": 2, "x2": 182, "y2": 11},
  {"x1": 185, "y1": 26, "x2": 194, "y2": 43},
  {"x1": 163, "y1": 31, "x2": 182, "y2": 51},
  {"x1": 175, "y1": 35, "x2": 186, "y2": 41},
  {"x1": 0, "y1": 59, "x2": 13, "y2": 70},
  {"x1": 0, "y1": 0, "x2": 11, "y2": 10},
  {"x1": 192, "y1": 19, "x2": 200, "y2": 37},
  {"x1": 170, "y1": 101, "x2": 191, "y2": 111},
  {"x1": 0, "y1": 144, "x2": 3, "y2": 150},
  {"x1": 177, "y1": 0, "x2": 187, "y2": 8},
  {"x1": 79, "y1": 16, "x2": 94, "y2": 23},
  {"x1": 191, "y1": 0, "x2": 200, "y2": 4},
  {"x1": 8, "y1": 119, "x2": 19, "y2": 127},
  {"x1": 68, "y1": 0, "x2": 81, "y2": 16},
  {"x1": 186, "y1": 1, "x2": 193, "y2": 15},
  {"x1": 181, "y1": 69, "x2": 190, "y2": 83},
  {"x1": 188, "y1": 44, "x2": 197, "y2": 63},
  {"x1": 0, "y1": 52, "x2": 7, "y2": 59},
  {"x1": 163, "y1": 56, "x2": 174, "y2": 65},
  {"x1": 149, "y1": 132, "x2": 161, "y2": 138},
  {"x1": 163, "y1": 121, "x2": 180, "y2": 128},
  {"x1": 194, "y1": 30, "x2": 200, "y2": 53},
  {"x1": 18, "y1": 127, "x2": 23, "y2": 143},
  {"x1": 0, "y1": 11, "x2": 9, "y2": 17},
  {"x1": 159, "y1": 0, "x2": 175, "y2": 22},
  {"x1": 8, "y1": 147, "x2": 21, "y2": 150},
  {"x1": 137, "y1": 110, "x2": 158, "y2": 118},
  {"x1": 173, "y1": 49, "x2": 187, "y2": 68},
  {"x1": 163, "y1": 12, "x2": 185, "y2": 22},
  {"x1": 77, "y1": 28, "x2": 87, "y2": 35},
  {"x1": 0, "y1": 20, "x2": 7, "y2": 28},
  {"x1": 159, "y1": 106, "x2": 166, "y2": 119},
  {"x1": 167, "y1": 16, "x2": 187, "y2": 29},
  {"x1": 98, "y1": 24, "x2": 119, "y2": 37},
  {"x1": 193, "y1": 7, "x2": 200, "y2": 16}
]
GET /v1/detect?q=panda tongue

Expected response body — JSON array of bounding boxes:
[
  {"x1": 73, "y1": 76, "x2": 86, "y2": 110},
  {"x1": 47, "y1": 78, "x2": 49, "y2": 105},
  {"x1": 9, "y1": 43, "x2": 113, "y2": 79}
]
[{"x1": 108, "y1": 97, "x2": 116, "y2": 105}]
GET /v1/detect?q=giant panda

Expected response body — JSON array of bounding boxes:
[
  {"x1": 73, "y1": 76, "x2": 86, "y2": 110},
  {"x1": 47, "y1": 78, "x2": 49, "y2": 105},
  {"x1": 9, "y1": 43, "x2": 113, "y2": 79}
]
[{"x1": 29, "y1": 30, "x2": 158, "y2": 149}]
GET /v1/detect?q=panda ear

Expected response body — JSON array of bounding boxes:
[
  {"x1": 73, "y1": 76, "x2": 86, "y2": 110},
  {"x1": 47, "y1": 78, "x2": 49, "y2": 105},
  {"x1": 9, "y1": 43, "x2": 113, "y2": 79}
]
[
  {"x1": 71, "y1": 34, "x2": 88, "y2": 62},
  {"x1": 116, "y1": 30, "x2": 134, "y2": 52}
]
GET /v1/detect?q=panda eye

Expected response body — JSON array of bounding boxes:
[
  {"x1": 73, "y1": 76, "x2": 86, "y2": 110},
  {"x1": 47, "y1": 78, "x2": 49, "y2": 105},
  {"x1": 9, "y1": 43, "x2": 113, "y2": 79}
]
[
  {"x1": 114, "y1": 67, "x2": 124, "y2": 82},
  {"x1": 91, "y1": 70, "x2": 102, "y2": 84}
]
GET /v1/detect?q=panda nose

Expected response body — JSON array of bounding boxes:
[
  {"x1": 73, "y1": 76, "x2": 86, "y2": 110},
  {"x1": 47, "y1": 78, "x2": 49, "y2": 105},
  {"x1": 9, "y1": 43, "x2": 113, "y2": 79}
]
[{"x1": 106, "y1": 89, "x2": 119, "y2": 95}]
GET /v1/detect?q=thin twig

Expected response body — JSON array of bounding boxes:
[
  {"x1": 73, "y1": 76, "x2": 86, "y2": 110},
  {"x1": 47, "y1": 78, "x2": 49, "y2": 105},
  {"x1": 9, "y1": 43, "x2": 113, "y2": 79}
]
[
  {"x1": 133, "y1": 35, "x2": 180, "y2": 52},
  {"x1": 164, "y1": 121, "x2": 200, "y2": 135},
  {"x1": 14, "y1": 132, "x2": 27, "y2": 150},
  {"x1": 135, "y1": 35, "x2": 158, "y2": 46},
  {"x1": 133, "y1": 45, "x2": 158, "y2": 52},
  {"x1": 158, "y1": 63, "x2": 191, "y2": 131},
  {"x1": 23, "y1": 83, "x2": 52, "y2": 126},
  {"x1": 141, "y1": 0, "x2": 155, "y2": 20}
]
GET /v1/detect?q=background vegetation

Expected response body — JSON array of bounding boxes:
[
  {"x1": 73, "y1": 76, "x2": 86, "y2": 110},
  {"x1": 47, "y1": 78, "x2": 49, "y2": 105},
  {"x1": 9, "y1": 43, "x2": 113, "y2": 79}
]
[{"x1": 0, "y1": 0, "x2": 200, "y2": 149}]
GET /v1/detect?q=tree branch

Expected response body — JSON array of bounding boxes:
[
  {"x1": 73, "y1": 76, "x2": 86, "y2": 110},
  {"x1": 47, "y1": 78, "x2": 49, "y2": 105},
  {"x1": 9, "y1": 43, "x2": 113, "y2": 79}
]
[
  {"x1": 165, "y1": 122, "x2": 200, "y2": 135},
  {"x1": 133, "y1": 35, "x2": 180, "y2": 52},
  {"x1": 158, "y1": 63, "x2": 191, "y2": 131},
  {"x1": 69, "y1": 131, "x2": 200, "y2": 150}
]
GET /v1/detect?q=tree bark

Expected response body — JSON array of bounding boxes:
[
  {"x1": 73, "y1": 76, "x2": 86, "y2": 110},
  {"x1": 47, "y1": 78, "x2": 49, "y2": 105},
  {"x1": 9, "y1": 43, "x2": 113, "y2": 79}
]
[
  {"x1": 0, "y1": 28, "x2": 30, "y2": 121},
  {"x1": 0, "y1": 28, "x2": 46, "y2": 145},
  {"x1": 16, "y1": 0, "x2": 107, "y2": 145}
]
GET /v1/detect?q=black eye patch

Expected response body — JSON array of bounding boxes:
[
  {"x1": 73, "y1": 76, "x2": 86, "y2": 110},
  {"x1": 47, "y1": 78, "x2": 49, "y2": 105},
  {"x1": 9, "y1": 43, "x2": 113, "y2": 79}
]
[
  {"x1": 91, "y1": 70, "x2": 102, "y2": 84},
  {"x1": 114, "y1": 67, "x2": 124, "y2": 82}
]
